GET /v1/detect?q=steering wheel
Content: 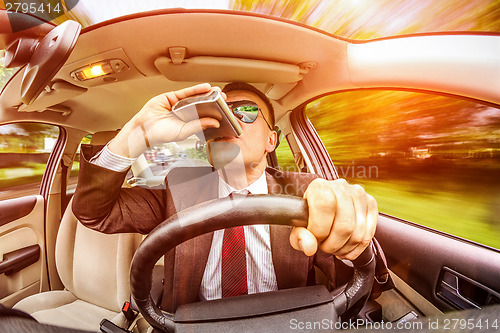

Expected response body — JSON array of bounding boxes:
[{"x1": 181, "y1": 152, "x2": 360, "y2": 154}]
[{"x1": 130, "y1": 194, "x2": 375, "y2": 332}]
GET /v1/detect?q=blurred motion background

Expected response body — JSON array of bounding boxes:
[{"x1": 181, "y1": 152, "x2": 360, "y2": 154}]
[{"x1": 0, "y1": 0, "x2": 499, "y2": 248}]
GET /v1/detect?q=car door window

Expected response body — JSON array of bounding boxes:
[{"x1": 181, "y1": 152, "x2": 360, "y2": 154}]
[
  {"x1": 0, "y1": 123, "x2": 60, "y2": 200},
  {"x1": 0, "y1": 56, "x2": 18, "y2": 88},
  {"x1": 130, "y1": 132, "x2": 303, "y2": 187},
  {"x1": 67, "y1": 134, "x2": 91, "y2": 194},
  {"x1": 306, "y1": 90, "x2": 500, "y2": 249},
  {"x1": 127, "y1": 135, "x2": 211, "y2": 188},
  {"x1": 275, "y1": 133, "x2": 301, "y2": 173}
]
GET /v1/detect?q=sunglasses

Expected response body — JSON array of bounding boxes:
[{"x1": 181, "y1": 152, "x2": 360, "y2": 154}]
[{"x1": 227, "y1": 100, "x2": 272, "y2": 130}]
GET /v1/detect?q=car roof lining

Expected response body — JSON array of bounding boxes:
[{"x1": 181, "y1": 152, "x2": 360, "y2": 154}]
[
  {"x1": 0, "y1": 11, "x2": 350, "y2": 132},
  {"x1": 1, "y1": 10, "x2": 499, "y2": 134}
]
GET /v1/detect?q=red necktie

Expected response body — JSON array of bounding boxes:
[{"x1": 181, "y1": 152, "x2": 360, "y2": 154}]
[{"x1": 221, "y1": 192, "x2": 248, "y2": 298}]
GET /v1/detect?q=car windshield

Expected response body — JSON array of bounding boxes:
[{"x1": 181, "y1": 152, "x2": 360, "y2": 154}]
[
  {"x1": 0, "y1": 1, "x2": 498, "y2": 248},
  {"x1": 2, "y1": 0, "x2": 498, "y2": 35},
  {"x1": 0, "y1": 53, "x2": 18, "y2": 91},
  {"x1": 59, "y1": 0, "x2": 500, "y2": 38},
  {"x1": 0, "y1": 0, "x2": 497, "y2": 91}
]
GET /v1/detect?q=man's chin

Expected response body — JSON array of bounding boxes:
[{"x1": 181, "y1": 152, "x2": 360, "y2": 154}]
[{"x1": 207, "y1": 141, "x2": 242, "y2": 169}]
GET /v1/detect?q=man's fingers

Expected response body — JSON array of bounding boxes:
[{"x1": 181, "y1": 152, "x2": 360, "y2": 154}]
[
  {"x1": 147, "y1": 84, "x2": 216, "y2": 114},
  {"x1": 366, "y1": 194, "x2": 378, "y2": 241},
  {"x1": 337, "y1": 193, "x2": 377, "y2": 260},
  {"x1": 317, "y1": 180, "x2": 356, "y2": 254},
  {"x1": 178, "y1": 117, "x2": 220, "y2": 140},
  {"x1": 332, "y1": 184, "x2": 368, "y2": 256},
  {"x1": 303, "y1": 179, "x2": 336, "y2": 242},
  {"x1": 157, "y1": 83, "x2": 213, "y2": 111},
  {"x1": 199, "y1": 117, "x2": 221, "y2": 130},
  {"x1": 301, "y1": 177, "x2": 379, "y2": 260},
  {"x1": 290, "y1": 227, "x2": 318, "y2": 256},
  {"x1": 338, "y1": 242, "x2": 369, "y2": 261},
  {"x1": 173, "y1": 83, "x2": 212, "y2": 101}
]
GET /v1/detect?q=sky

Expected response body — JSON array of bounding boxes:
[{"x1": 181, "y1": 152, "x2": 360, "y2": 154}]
[
  {"x1": 68, "y1": 0, "x2": 499, "y2": 39},
  {"x1": 0, "y1": 124, "x2": 27, "y2": 135},
  {"x1": 76, "y1": 0, "x2": 231, "y2": 23}
]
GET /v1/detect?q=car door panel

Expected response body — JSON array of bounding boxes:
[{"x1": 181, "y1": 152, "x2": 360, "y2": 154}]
[
  {"x1": 0, "y1": 195, "x2": 48, "y2": 307},
  {"x1": 0, "y1": 196, "x2": 37, "y2": 226},
  {"x1": 375, "y1": 214, "x2": 500, "y2": 312},
  {"x1": 385, "y1": 271, "x2": 442, "y2": 317}
]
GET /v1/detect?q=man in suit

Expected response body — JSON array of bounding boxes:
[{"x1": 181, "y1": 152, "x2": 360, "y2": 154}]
[{"x1": 73, "y1": 82, "x2": 378, "y2": 312}]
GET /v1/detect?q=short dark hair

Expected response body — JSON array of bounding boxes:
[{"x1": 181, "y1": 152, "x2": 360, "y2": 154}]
[{"x1": 222, "y1": 82, "x2": 275, "y2": 128}]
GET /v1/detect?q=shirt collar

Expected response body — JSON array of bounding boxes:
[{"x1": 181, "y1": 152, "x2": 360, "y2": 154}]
[{"x1": 218, "y1": 171, "x2": 268, "y2": 197}]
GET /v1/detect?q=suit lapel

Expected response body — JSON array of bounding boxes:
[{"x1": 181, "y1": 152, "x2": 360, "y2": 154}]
[
  {"x1": 170, "y1": 168, "x2": 313, "y2": 309},
  {"x1": 266, "y1": 172, "x2": 310, "y2": 289},
  {"x1": 172, "y1": 170, "x2": 219, "y2": 307}
]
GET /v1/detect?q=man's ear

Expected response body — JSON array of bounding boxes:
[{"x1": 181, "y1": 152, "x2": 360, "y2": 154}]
[{"x1": 265, "y1": 130, "x2": 278, "y2": 153}]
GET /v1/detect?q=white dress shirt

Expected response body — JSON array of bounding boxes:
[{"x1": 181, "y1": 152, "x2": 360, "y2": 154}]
[
  {"x1": 90, "y1": 146, "x2": 278, "y2": 300},
  {"x1": 90, "y1": 145, "x2": 136, "y2": 172},
  {"x1": 199, "y1": 172, "x2": 278, "y2": 301}
]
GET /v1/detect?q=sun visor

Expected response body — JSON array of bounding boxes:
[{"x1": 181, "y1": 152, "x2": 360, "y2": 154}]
[
  {"x1": 154, "y1": 56, "x2": 303, "y2": 84},
  {"x1": 19, "y1": 20, "x2": 81, "y2": 105},
  {"x1": 18, "y1": 81, "x2": 87, "y2": 114}
]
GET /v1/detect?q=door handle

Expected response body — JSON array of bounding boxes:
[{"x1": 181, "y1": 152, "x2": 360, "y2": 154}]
[
  {"x1": 438, "y1": 271, "x2": 480, "y2": 309},
  {"x1": 437, "y1": 267, "x2": 500, "y2": 309},
  {"x1": 0, "y1": 244, "x2": 40, "y2": 275}
]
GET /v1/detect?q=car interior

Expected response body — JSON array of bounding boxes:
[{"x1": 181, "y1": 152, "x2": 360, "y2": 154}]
[{"x1": 0, "y1": 8, "x2": 499, "y2": 333}]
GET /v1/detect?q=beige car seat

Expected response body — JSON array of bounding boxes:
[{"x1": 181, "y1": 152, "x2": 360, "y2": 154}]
[{"x1": 14, "y1": 131, "x2": 142, "y2": 331}]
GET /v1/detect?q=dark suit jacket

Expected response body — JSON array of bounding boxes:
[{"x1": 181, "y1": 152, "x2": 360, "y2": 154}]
[{"x1": 73, "y1": 145, "x2": 335, "y2": 312}]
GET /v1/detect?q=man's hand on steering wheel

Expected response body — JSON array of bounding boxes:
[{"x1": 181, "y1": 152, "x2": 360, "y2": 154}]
[
  {"x1": 290, "y1": 178, "x2": 378, "y2": 260},
  {"x1": 131, "y1": 195, "x2": 377, "y2": 332}
]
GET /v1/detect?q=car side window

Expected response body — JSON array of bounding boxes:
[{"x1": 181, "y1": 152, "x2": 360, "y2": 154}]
[
  {"x1": 0, "y1": 123, "x2": 60, "y2": 200},
  {"x1": 129, "y1": 132, "x2": 304, "y2": 187},
  {"x1": 67, "y1": 134, "x2": 92, "y2": 194},
  {"x1": 306, "y1": 90, "x2": 500, "y2": 249},
  {"x1": 275, "y1": 133, "x2": 302, "y2": 173},
  {"x1": 127, "y1": 135, "x2": 211, "y2": 188}
]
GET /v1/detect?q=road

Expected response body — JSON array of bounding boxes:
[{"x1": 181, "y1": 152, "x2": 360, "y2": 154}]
[
  {"x1": 0, "y1": 159, "x2": 209, "y2": 200},
  {"x1": 0, "y1": 177, "x2": 79, "y2": 201}
]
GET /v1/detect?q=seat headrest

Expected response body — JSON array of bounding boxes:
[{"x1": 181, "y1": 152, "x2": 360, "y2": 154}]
[{"x1": 90, "y1": 131, "x2": 119, "y2": 145}]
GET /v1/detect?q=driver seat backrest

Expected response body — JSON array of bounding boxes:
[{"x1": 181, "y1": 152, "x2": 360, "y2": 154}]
[
  {"x1": 14, "y1": 131, "x2": 142, "y2": 330},
  {"x1": 57, "y1": 197, "x2": 142, "y2": 312},
  {"x1": 58, "y1": 130, "x2": 139, "y2": 311}
]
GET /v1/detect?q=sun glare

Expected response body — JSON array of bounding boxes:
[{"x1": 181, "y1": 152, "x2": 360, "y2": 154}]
[{"x1": 347, "y1": 0, "x2": 364, "y2": 6}]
